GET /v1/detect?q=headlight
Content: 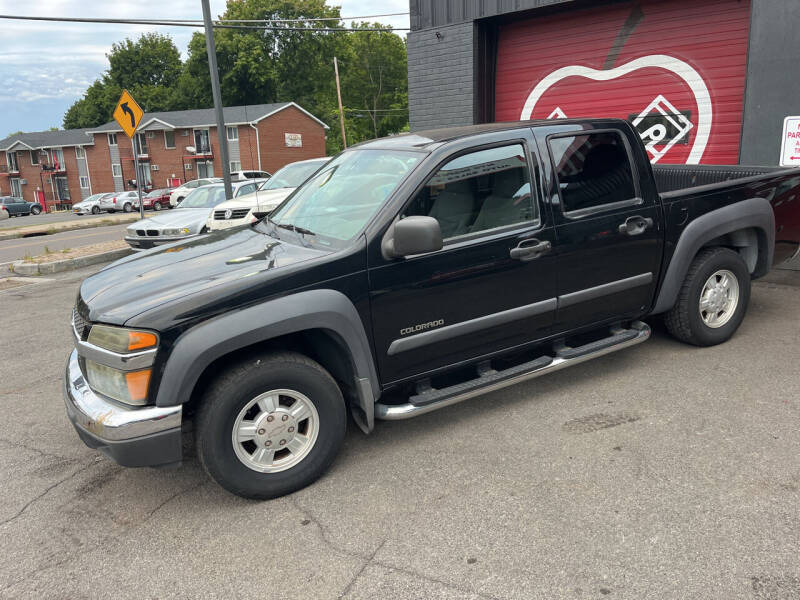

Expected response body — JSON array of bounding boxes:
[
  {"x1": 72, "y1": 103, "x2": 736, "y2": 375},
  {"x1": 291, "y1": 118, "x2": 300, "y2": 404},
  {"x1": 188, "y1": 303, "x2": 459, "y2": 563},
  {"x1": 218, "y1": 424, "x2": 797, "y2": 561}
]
[
  {"x1": 162, "y1": 227, "x2": 191, "y2": 236},
  {"x1": 85, "y1": 325, "x2": 158, "y2": 405},
  {"x1": 88, "y1": 324, "x2": 157, "y2": 353}
]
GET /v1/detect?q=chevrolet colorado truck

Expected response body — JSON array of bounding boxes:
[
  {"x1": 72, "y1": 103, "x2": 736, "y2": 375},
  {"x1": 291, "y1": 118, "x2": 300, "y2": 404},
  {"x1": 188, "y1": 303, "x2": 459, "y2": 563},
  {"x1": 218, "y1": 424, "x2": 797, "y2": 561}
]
[{"x1": 64, "y1": 119, "x2": 800, "y2": 499}]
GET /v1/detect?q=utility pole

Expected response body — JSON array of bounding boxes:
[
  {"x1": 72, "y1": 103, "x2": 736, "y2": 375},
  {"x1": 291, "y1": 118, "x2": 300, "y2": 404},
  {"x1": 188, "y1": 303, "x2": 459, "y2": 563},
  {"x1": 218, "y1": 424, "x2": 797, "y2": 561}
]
[
  {"x1": 201, "y1": 0, "x2": 233, "y2": 200},
  {"x1": 133, "y1": 136, "x2": 144, "y2": 218},
  {"x1": 334, "y1": 56, "x2": 347, "y2": 149}
]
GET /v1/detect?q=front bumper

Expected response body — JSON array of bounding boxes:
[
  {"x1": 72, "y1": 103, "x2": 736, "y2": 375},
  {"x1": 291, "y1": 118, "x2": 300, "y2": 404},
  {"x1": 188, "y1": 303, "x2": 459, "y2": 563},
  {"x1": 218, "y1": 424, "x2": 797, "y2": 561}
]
[
  {"x1": 124, "y1": 235, "x2": 192, "y2": 250},
  {"x1": 64, "y1": 349, "x2": 182, "y2": 467},
  {"x1": 208, "y1": 217, "x2": 249, "y2": 231}
]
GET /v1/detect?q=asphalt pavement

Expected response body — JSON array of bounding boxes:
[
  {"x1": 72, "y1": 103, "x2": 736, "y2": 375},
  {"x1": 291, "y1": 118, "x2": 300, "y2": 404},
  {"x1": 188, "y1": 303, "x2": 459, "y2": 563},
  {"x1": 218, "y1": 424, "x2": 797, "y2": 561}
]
[
  {"x1": 0, "y1": 223, "x2": 130, "y2": 265},
  {"x1": 0, "y1": 264, "x2": 798, "y2": 599},
  {"x1": 0, "y1": 211, "x2": 117, "y2": 230}
]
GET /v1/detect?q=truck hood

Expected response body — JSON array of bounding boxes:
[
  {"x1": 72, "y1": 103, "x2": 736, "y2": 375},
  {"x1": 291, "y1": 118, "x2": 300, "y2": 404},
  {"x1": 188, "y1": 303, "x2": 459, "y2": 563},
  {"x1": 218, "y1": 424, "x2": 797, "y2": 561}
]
[
  {"x1": 222, "y1": 187, "x2": 295, "y2": 211},
  {"x1": 80, "y1": 226, "x2": 330, "y2": 325}
]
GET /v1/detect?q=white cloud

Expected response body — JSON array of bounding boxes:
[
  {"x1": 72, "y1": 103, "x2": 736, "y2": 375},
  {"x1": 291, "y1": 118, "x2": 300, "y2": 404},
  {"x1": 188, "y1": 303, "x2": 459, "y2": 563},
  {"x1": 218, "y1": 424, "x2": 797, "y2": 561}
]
[{"x1": 0, "y1": 0, "x2": 410, "y2": 134}]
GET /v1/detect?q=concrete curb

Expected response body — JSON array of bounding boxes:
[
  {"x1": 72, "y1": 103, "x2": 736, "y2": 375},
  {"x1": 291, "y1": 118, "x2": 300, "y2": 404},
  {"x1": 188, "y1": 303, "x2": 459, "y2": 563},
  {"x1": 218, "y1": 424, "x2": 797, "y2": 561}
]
[{"x1": 11, "y1": 248, "x2": 134, "y2": 275}]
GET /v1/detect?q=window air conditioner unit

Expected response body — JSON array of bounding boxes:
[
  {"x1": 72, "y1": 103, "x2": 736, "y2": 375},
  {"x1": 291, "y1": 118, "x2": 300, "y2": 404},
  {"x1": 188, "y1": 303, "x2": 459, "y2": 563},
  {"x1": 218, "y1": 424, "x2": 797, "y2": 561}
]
[
  {"x1": 147, "y1": 131, "x2": 155, "y2": 139},
  {"x1": 182, "y1": 130, "x2": 189, "y2": 136},
  {"x1": 20, "y1": 179, "x2": 27, "y2": 185},
  {"x1": 151, "y1": 164, "x2": 159, "y2": 171},
  {"x1": 184, "y1": 163, "x2": 193, "y2": 170}
]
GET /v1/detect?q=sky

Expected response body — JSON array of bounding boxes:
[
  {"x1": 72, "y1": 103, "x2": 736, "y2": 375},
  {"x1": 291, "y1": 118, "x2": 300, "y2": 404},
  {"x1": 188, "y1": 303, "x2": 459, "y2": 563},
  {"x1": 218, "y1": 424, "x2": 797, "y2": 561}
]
[{"x1": 0, "y1": 0, "x2": 410, "y2": 138}]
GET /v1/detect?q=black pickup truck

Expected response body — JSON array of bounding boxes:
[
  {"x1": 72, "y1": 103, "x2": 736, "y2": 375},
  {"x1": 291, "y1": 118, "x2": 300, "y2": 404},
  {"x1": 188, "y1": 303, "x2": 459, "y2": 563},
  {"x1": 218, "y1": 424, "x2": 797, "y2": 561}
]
[{"x1": 64, "y1": 119, "x2": 800, "y2": 499}]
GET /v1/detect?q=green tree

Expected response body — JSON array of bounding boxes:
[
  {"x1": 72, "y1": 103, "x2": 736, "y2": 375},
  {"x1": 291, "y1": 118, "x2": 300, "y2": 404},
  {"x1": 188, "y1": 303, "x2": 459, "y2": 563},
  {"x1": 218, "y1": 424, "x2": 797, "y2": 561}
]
[{"x1": 63, "y1": 33, "x2": 183, "y2": 129}]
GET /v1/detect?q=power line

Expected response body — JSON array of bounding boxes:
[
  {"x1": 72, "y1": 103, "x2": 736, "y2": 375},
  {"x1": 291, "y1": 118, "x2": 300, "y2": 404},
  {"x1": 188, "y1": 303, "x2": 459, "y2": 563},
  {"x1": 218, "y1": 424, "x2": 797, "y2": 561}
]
[
  {"x1": 0, "y1": 14, "x2": 410, "y2": 31},
  {"x1": 150, "y1": 12, "x2": 410, "y2": 23}
]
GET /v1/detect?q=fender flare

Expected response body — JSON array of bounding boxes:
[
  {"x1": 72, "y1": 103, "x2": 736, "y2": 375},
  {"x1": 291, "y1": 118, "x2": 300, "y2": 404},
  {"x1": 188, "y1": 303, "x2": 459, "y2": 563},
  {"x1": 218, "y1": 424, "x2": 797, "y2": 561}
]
[
  {"x1": 651, "y1": 197, "x2": 774, "y2": 315},
  {"x1": 154, "y1": 289, "x2": 380, "y2": 429}
]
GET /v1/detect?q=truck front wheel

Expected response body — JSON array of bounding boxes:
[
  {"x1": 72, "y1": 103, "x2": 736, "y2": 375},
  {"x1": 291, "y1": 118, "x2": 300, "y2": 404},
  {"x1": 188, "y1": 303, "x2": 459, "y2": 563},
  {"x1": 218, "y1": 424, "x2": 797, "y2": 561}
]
[
  {"x1": 195, "y1": 351, "x2": 347, "y2": 499},
  {"x1": 664, "y1": 247, "x2": 751, "y2": 346}
]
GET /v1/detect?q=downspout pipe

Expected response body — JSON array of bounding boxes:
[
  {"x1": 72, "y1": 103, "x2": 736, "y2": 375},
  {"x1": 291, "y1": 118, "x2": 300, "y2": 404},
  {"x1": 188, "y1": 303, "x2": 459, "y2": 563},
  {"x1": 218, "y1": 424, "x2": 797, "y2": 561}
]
[{"x1": 249, "y1": 122, "x2": 262, "y2": 171}]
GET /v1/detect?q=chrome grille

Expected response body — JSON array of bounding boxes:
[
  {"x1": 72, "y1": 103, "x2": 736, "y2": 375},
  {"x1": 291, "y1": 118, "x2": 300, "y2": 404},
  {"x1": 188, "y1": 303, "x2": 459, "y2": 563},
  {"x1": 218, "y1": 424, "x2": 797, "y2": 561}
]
[
  {"x1": 72, "y1": 307, "x2": 91, "y2": 340},
  {"x1": 214, "y1": 208, "x2": 250, "y2": 220}
]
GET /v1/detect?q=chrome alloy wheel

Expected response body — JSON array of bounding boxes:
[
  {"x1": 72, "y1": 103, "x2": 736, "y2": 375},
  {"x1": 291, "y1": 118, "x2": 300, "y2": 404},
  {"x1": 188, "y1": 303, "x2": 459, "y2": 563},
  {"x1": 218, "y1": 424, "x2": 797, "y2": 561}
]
[
  {"x1": 231, "y1": 389, "x2": 319, "y2": 473},
  {"x1": 699, "y1": 269, "x2": 740, "y2": 328}
]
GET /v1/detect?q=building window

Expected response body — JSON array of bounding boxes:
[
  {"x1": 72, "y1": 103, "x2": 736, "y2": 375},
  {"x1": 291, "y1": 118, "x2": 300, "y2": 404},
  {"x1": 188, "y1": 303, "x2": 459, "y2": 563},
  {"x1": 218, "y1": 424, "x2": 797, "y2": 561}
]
[
  {"x1": 194, "y1": 129, "x2": 211, "y2": 154},
  {"x1": 6, "y1": 151, "x2": 19, "y2": 172},
  {"x1": 197, "y1": 160, "x2": 214, "y2": 179},
  {"x1": 10, "y1": 178, "x2": 22, "y2": 197},
  {"x1": 135, "y1": 133, "x2": 148, "y2": 156},
  {"x1": 227, "y1": 126, "x2": 239, "y2": 141},
  {"x1": 108, "y1": 133, "x2": 118, "y2": 146},
  {"x1": 75, "y1": 146, "x2": 86, "y2": 159},
  {"x1": 30, "y1": 150, "x2": 39, "y2": 165},
  {"x1": 112, "y1": 163, "x2": 122, "y2": 177},
  {"x1": 51, "y1": 148, "x2": 65, "y2": 170},
  {"x1": 230, "y1": 161, "x2": 242, "y2": 172},
  {"x1": 164, "y1": 130, "x2": 175, "y2": 149},
  {"x1": 80, "y1": 176, "x2": 90, "y2": 189}
]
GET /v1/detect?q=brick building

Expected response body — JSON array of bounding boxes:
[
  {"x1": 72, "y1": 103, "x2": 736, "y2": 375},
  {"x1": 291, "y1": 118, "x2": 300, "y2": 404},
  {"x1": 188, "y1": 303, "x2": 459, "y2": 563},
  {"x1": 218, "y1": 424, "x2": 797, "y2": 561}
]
[{"x1": 0, "y1": 102, "x2": 328, "y2": 209}]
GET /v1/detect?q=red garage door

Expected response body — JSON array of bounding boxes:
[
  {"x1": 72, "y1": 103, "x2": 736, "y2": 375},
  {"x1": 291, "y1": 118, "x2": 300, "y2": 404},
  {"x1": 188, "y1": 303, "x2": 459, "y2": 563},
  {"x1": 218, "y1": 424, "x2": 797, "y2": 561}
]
[{"x1": 495, "y1": 0, "x2": 751, "y2": 165}]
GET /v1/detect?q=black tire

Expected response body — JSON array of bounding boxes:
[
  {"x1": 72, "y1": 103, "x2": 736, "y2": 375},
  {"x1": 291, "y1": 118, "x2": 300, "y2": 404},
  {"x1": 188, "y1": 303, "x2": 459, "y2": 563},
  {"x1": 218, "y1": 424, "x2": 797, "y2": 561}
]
[
  {"x1": 195, "y1": 351, "x2": 347, "y2": 499},
  {"x1": 153, "y1": 202, "x2": 162, "y2": 211},
  {"x1": 123, "y1": 202, "x2": 132, "y2": 213},
  {"x1": 91, "y1": 205, "x2": 100, "y2": 215},
  {"x1": 30, "y1": 206, "x2": 42, "y2": 215},
  {"x1": 664, "y1": 247, "x2": 751, "y2": 347}
]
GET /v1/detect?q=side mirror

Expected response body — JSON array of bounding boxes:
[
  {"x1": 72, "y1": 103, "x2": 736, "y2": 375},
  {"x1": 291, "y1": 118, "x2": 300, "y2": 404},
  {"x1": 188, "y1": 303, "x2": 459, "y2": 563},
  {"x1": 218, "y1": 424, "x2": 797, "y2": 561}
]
[{"x1": 382, "y1": 216, "x2": 443, "y2": 259}]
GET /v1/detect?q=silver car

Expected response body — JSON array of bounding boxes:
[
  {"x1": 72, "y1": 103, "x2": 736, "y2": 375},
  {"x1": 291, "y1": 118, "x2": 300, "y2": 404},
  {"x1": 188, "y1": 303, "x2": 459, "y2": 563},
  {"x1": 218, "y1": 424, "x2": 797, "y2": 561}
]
[
  {"x1": 124, "y1": 180, "x2": 259, "y2": 250},
  {"x1": 99, "y1": 190, "x2": 140, "y2": 213},
  {"x1": 72, "y1": 192, "x2": 113, "y2": 215}
]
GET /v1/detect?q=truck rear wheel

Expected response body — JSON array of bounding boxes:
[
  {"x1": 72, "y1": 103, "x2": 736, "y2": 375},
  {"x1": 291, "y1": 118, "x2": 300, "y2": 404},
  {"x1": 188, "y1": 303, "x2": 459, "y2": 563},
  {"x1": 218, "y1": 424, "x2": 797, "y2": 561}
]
[
  {"x1": 664, "y1": 247, "x2": 751, "y2": 346},
  {"x1": 195, "y1": 351, "x2": 347, "y2": 499}
]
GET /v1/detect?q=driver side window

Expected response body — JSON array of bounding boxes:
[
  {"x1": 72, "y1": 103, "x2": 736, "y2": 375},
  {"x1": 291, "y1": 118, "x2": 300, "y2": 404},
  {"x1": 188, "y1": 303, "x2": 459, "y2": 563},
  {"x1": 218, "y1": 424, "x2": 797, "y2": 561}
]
[{"x1": 404, "y1": 144, "x2": 538, "y2": 240}]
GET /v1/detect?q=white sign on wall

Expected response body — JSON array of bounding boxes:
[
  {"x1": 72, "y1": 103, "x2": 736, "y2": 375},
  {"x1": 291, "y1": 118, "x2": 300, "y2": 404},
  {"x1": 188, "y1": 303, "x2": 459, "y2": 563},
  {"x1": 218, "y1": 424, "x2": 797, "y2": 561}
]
[
  {"x1": 285, "y1": 133, "x2": 302, "y2": 148},
  {"x1": 779, "y1": 116, "x2": 800, "y2": 167}
]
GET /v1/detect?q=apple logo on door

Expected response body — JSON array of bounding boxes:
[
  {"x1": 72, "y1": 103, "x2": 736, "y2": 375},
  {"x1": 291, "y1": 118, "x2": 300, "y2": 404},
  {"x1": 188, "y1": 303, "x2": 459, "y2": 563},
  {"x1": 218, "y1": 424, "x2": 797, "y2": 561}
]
[{"x1": 520, "y1": 54, "x2": 712, "y2": 165}]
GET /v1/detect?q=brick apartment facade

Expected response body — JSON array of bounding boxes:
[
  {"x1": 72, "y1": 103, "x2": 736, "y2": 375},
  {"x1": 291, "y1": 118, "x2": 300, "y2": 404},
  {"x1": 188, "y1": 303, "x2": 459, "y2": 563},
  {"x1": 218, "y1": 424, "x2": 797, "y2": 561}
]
[{"x1": 0, "y1": 102, "x2": 328, "y2": 210}]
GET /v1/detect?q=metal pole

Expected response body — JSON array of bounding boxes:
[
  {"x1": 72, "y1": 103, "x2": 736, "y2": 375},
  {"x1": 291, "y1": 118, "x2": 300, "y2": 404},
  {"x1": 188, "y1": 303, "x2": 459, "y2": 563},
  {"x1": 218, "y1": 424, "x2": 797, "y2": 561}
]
[
  {"x1": 201, "y1": 0, "x2": 232, "y2": 200},
  {"x1": 334, "y1": 56, "x2": 347, "y2": 149},
  {"x1": 133, "y1": 136, "x2": 144, "y2": 219}
]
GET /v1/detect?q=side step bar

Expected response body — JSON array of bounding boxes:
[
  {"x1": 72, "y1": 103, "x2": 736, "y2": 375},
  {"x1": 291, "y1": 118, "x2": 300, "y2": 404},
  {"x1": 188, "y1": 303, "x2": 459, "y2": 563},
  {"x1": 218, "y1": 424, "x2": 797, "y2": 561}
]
[{"x1": 374, "y1": 321, "x2": 651, "y2": 421}]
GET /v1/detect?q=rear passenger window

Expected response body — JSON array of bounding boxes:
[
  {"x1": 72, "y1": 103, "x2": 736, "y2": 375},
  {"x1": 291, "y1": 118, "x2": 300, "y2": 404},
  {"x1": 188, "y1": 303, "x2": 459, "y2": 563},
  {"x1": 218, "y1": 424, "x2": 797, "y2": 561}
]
[
  {"x1": 548, "y1": 132, "x2": 637, "y2": 215},
  {"x1": 404, "y1": 144, "x2": 537, "y2": 239}
]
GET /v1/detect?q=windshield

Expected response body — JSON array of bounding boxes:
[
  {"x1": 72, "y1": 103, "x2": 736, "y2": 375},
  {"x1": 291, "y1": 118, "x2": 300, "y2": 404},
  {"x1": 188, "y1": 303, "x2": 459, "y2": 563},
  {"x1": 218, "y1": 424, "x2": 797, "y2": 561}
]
[
  {"x1": 260, "y1": 160, "x2": 327, "y2": 191},
  {"x1": 178, "y1": 186, "x2": 227, "y2": 209},
  {"x1": 146, "y1": 189, "x2": 165, "y2": 197},
  {"x1": 269, "y1": 150, "x2": 421, "y2": 245}
]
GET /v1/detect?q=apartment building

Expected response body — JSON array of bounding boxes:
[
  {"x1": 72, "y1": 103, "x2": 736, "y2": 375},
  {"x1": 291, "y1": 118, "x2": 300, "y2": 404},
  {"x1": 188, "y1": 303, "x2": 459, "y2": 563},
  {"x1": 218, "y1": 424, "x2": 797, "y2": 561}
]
[{"x1": 0, "y1": 102, "x2": 328, "y2": 209}]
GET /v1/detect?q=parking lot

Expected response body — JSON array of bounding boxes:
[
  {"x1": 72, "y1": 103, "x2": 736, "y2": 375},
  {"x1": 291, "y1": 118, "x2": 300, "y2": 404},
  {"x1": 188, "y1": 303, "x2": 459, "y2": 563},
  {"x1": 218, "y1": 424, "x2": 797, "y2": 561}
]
[{"x1": 0, "y1": 264, "x2": 798, "y2": 599}]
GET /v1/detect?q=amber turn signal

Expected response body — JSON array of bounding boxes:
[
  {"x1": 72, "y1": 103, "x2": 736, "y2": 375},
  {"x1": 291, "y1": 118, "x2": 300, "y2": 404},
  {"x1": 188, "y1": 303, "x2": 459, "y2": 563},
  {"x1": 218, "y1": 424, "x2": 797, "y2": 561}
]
[
  {"x1": 125, "y1": 369, "x2": 152, "y2": 403},
  {"x1": 128, "y1": 331, "x2": 158, "y2": 351}
]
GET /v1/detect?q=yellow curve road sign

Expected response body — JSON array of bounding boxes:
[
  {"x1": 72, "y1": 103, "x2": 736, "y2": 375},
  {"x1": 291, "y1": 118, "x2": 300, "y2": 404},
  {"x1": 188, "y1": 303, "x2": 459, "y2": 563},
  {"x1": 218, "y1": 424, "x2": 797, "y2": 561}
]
[{"x1": 113, "y1": 90, "x2": 144, "y2": 138}]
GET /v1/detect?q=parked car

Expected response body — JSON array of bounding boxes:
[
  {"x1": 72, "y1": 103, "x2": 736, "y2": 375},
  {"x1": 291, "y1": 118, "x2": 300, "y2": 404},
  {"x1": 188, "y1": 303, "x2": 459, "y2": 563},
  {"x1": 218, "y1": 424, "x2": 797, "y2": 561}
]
[
  {"x1": 0, "y1": 203, "x2": 8, "y2": 220},
  {"x1": 169, "y1": 178, "x2": 221, "y2": 207},
  {"x1": 64, "y1": 118, "x2": 800, "y2": 500},
  {"x1": 124, "y1": 179, "x2": 258, "y2": 250},
  {"x1": 0, "y1": 196, "x2": 43, "y2": 216},
  {"x1": 133, "y1": 188, "x2": 172, "y2": 211},
  {"x1": 231, "y1": 170, "x2": 271, "y2": 182},
  {"x1": 72, "y1": 193, "x2": 113, "y2": 215},
  {"x1": 208, "y1": 157, "x2": 329, "y2": 231},
  {"x1": 98, "y1": 190, "x2": 140, "y2": 213}
]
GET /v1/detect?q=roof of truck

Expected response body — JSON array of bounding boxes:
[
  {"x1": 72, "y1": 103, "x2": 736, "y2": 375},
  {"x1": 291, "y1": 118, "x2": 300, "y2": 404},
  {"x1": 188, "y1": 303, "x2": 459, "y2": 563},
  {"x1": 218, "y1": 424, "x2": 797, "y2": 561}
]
[{"x1": 353, "y1": 118, "x2": 628, "y2": 151}]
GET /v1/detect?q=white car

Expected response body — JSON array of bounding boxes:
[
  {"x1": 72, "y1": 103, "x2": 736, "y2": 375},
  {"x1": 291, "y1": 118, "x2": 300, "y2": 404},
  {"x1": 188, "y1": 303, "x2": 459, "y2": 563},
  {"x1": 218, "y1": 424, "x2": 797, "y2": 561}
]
[
  {"x1": 98, "y1": 190, "x2": 140, "y2": 213},
  {"x1": 72, "y1": 192, "x2": 112, "y2": 215},
  {"x1": 207, "y1": 157, "x2": 328, "y2": 232},
  {"x1": 169, "y1": 178, "x2": 221, "y2": 207},
  {"x1": 231, "y1": 170, "x2": 271, "y2": 181},
  {"x1": 0, "y1": 204, "x2": 7, "y2": 220},
  {"x1": 125, "y1": 180, "x2": 263, "y2": 250}
]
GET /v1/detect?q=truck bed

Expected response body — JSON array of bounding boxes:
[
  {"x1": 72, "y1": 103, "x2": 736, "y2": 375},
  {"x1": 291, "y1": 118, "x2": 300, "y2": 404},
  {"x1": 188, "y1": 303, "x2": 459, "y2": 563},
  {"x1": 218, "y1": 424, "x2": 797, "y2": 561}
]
[{"x1": 653, "y1": 164, "x2": 800, "y2": 265}]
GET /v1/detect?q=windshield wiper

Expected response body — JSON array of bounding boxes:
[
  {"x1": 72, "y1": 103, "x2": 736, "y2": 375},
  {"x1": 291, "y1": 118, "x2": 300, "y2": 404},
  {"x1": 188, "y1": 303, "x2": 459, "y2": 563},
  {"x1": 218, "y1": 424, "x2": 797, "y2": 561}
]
[{"x1": 277, "y1": 222, "x2": 316, "y2": 236}]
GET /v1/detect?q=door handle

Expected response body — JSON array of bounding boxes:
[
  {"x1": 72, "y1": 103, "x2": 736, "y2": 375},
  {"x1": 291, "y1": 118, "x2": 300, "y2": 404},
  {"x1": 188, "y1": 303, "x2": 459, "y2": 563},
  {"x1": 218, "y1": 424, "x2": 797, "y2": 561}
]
[
  {"x1": 510, "y1": 239, "x2": 551, "y2": 261},
  {"x1": 618, "y1": 215, "x2": 654, "y2": 236}
]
